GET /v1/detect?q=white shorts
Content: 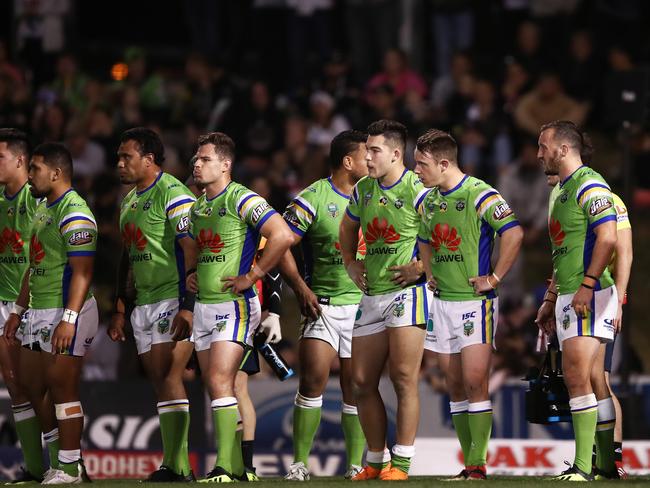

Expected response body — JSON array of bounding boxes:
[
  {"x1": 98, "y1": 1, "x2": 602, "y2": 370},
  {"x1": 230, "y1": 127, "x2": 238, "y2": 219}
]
[
  {"x1": 301, "y1": 303, "x2": 358, "y2": 358},
  {"x1": 424, "y1": 296, "x2": 499, "y2": 354},
  {"x1": 0, "y1": 301, "x2": 26, "y2": 343},
  {"x1": 131, "y1": 298, "x2": 193, "y2": 355},
  {"x1": 555, "y1": 286, "x2": 617, "y2": 349},
  {"x1": 27, "y1": 297, "x2": 98, "y2": 357},
  {"x1": 353, "y1": 284, "x2": 431, "y2": 338},
  {"x1": 193, "y1": 297, "x2": 261, "y2": 352}
]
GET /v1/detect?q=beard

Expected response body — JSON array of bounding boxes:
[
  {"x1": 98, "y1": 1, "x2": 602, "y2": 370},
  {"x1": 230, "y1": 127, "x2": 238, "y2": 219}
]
[{"x1": 542, "y1": 152, "x2": 562, "y2": 175}]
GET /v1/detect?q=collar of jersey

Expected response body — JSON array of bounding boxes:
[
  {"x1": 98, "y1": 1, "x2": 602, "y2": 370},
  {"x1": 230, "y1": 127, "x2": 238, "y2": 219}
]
[
  {"x1": 136, "y1": 171, "x2": 162, "y2": 196},
  {"x1": 378, "y1": 168, "x2": 407, "y2": 190},
  {"x1": 440, "y1": 174, "x2": 468, "y2": 196},
  {"x1": 3, "y1": 181, "x2": 27, "y2": 201},
  {"x1": 327, "y1": 177, "x2": 349, "y2": 198},
  {"x1": 207, "y1": 181, "x2": 232, "y2": 202},
  {"x1": 46, "y1": 188, "x2": 73, "y2": 208},
  {"x1": 559, "y1": 165, "x2": 585, "y2": 188}
]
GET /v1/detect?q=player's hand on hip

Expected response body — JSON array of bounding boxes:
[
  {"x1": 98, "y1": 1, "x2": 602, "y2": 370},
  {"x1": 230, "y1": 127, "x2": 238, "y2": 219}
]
[
  {"x1": 346, "y1": 260, "x2": 368, "y2": 293},
  {"x1": 388, "y1": 261, "x2": 423, "y2": 288},
  {"x1": 221, "y1": 274, "x2": 254, "y2": 295},
  {"x1": 108, "y1": 313, "x2": 126, "y2": 342},
  {"x1": 186, "y1": 272, "x2": 198, "y2": 293},
  {"x1": 3, "y1": 314, "x2": 21, "y2": 345},
  {"x1": 468, "y1": 275, "x2": 494, "y2": 295},
  {"x1": 535, "y1": 300, "x2": 556, "y2": 336},
  {"x1": 297, "y1": 284, "x2": 321, "y2": 320},
  {"x1": 571, "y1": 286, "x2": 593, "y2": 318},
  {"x1": 51, "y1": 321, "x2": 75, "y2": 354},
  {"x1": 171, "y1": 309, "x2": 193, "y2": 341},
  {"x1": 260, "y1": 312, "x2": 282, "y2": 344}
]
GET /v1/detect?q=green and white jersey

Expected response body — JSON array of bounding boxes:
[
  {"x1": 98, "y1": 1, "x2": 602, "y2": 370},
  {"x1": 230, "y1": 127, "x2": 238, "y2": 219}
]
[
  {"x1": 0, "y1": 183, "x2": 39, "y2": 301},
  {"x1": 346, "y1": 169, "x2": 428, "y2": 296},
  {"x1": 548, "y1": 166, "x2": 616, "y2": 295},
  {"x1": 29, "y1": 189, "x2": 97, "y2": 309},
  {"x1": 191, "y1": 181, "x2": 277, "y2": 304},
  {"x1": 119, "y1": 172, "x2": 196, "y2": 306},
  {"x1": 418, "y1": 175, "x2": 520, "y2": 301},
  {"x1": 283, "y1": 177, "x2": 364, "y2": 305}
]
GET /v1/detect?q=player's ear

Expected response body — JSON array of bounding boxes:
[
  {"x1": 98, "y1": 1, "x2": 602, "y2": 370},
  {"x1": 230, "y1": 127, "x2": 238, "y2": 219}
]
[
  {"x1": 222, "y1": 158, "x2": 232, "y2": 173},
  {"x1": 342, "y1": 155, "x2": 353, "y2": 171}
]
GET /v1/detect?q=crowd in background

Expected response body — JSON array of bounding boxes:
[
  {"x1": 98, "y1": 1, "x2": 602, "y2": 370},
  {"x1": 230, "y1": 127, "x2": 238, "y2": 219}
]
[{"x1": 0, "y1": 0, "x2": 648, "y2": 389}]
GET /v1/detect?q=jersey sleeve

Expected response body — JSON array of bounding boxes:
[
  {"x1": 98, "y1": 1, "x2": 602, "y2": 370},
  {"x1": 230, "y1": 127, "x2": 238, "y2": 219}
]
[
  {"x1": 473, "y1": 186, "x2": 520, "y2": 235},
  {"x1": 612, "y1": 193, "x2": 631, "y2": 231},
  {"x1": 576, "y1": 179, "x2": 617, "y2": 229},
  {"x1": 412, "y1": 186, "x2": 430, "y2": 216},
  {"x1": 417, "y1": 220, "x2": 430, "y2": 244},
  {"x1": 59, "y1": 206, "x2": 97, "y2": 257},
  {"x1": 165, "y1": 186, "x2": 196, "y2": 238},
  {"x1": 236, "y1": 190, "x2": 277, "y2": 230},
  {"x1": 283, "y1": 187, "x2": 318, "y2": 237},
  {"x1": 345, "y1": 182, "x2": 361, "y2": 222}
]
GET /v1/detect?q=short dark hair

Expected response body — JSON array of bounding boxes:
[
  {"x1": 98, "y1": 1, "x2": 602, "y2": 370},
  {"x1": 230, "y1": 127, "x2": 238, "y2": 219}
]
[
  {"x1": 329, "y1": 130, "x2": 367, "y2": 169},
  {"x1": 416, "y1": 129, "x2": 458, "y2": 163},
  {"x1": 0, "y1": 128, "x2": 31, "y2": 159},
  {"x1": 540, "y1": 120, "x2": 593, "y2": 164},
  {"x1": 197, "y1": 132, "x2": 235, "y2": 162},
  {"x1": 367, "y1": 119, "x2": 407, "y2": 152},
  {"x1": 120, "y1": 127, "x2": 165, "y2": 165},
  {"x1": 33, "y1": 142, "x2": 73, "y2": 179}
]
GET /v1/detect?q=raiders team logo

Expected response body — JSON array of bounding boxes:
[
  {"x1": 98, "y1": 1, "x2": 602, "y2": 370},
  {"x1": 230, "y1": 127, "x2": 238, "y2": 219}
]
[
  {"x1": 41, "y1": 327, "x2": 51, "y2": 343},
  {"x1": 18, "y1": 204, "x2": 26, "y2": 215},
  {"x1": 562, "y1": 315, "x2": 570, "y2": 330},
  {"x1": 219, "y1": 207, "x2": 227, "y2": 217},
  {"x1": 143, "y1": 199, "x2": 152, "y2": 211},
  {"x1": 364, "y1": 192, "x2": 372, "y2": 206},
  {"x1": 456, "y1": 201, "x2": 465, "y2": 211},
  {"x1": 215, "y1": 320, "x2": 227, "y2": 332},
  {"x1": 463, "y1": 320, "x2": 474, "y2": 336},
  {"x1": 205, "y1": 207, "x2": 213, "y2": 216},
  {"x1": 394, "y1": 198, "x2": 403, "y2": 209},
  {"x1": 7, "y1": 207, "x2": 14, "y2": 216},
  {"x1": 393, "y1": 303, "x2": 405, "y2": 318},
  {"x1": 158, "y1": 318, "x2": 170, "y2": 334},
  {"x1": 130, "y1": 201, "x2": 138, "y2": 210},
  {"x1": 560, "y1": 192, "x2": 568, "y2": 203},
  {"x1": 327, "y1": 202, "x2": 339, "y2": 217},
  {"x1": 379, "y1": 196, "x2": 388, "y2": 206},
  {"x1": 439, "y1": 202, "x2": 447, "y2": 212}
]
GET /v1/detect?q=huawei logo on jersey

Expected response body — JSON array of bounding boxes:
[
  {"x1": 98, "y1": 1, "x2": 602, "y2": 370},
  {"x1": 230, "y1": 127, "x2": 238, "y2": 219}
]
[
  {"x1": 196, "y1": 229, "x2": 225, "y2": 254},
  {"x1": 30, "y1": 235, "x2": 45, "y2": 265},
  {"x1": 0, "y1": 228, "x2": 25, "y2": 254},
  {"x1": 122, "y1": 223, "x2": 147, "y2": 251},
  {"x1": 334, "y1": 231, "x2": 367, "y2": 256},
  {"x1": 549, "y1": 218, "x2": 565, "y2": 247},
  {"x1": 364, "y1": 217, "x2": 400, "y2": 245},
  {"x1": 431, "y1": 223, "x2": 461, "y2": 252}
]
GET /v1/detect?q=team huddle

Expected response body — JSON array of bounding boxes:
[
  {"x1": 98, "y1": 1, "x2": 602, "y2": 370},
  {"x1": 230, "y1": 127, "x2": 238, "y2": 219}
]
[{"x1": 0, "y1": 118, "x2": 631, "y2": 483}]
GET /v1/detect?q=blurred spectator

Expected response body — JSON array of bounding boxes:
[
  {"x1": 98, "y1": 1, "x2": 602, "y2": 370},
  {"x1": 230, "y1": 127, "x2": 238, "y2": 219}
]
[
  {"x1": 457, "y1": 78, "x2": 512, "y2": 178},
  {"x1": 430, "y1": 50, "x2": 473, "y2": 120},
  {"x1": 429, "y1": 0, "x2": 475, "y2": 77},
  {"x1": 509, "y1": 20, "x2": 544, "y2": 79},
  {"x1": 114, "y1": 46, "x2": 168, "y2": 117},
  {"x1": 306, "y1": 90, "x2": 350, "y2": 151},
  {"x1": 514, "y1": 72, "x2": 588, "y2": 137},
  {"x1": 65, "y1": 118, "x2": 107, "y2": 194},
  {"x1": 32, "y1": 100, "x2": 67, "y2": 142},
  {"x1": 50, "y1": 51, "x2": 88, "y2": 111},
  {"x1": 501, "y1": 59, "x2": 531, "y2": 117},
  {"x1": 366, "y1": 48, "x2": 428, "y2": 102},
  {"x1": 0, "y1": 39, "x2": 25, "y2": 86},
  {"x1": 345, "y1": 0, "x2": 400, "y2": 83},
  {"x1": 0, "y1": 74, "x2": 31, "y2": 130},
  {"x1": 497, "y1": 139, "x2": 550, "y2": 305},
  {"x1": 562, "y1": 30, "x2": 602, "y2": 103}
]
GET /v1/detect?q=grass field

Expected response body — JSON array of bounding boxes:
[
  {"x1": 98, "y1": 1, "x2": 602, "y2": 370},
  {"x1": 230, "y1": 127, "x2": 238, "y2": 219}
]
[{"x1": 81, "y1": 476, "x2": 650, "y2": 487}]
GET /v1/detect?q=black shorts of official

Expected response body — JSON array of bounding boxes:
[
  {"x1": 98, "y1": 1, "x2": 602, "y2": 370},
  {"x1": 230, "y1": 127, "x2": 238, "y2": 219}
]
[
  {"x1": 239, "y1": 345, "x2": 260, "y2": 375},
  {"x1": 604, "y1": 335, "x2": 616, "y2": 373}
]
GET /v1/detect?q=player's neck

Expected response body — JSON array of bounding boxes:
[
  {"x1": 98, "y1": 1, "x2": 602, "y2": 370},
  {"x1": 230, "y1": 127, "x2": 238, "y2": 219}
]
[
  {"x1": 204, "y1": 175, "x2": 232, "y2": 199},
  {"x1": 378, "y1": 161, "x2": 405, "y2": 188},
  {"x1": 330, "y1": 169, "x2": 354, "y2": 196},
  {"x1": 46, "y1": 183, "x2": 72, "y2": 205},
  {"x1": 4, "y1": 175, "x2": 28, "y2": 197},
  {"x1": 559, "y1": 159, "x2": 584, "y2": 183},
  {"x1": 136, "y1": 169, "x2": 161, "y2": 192},
  {"x1": 439, "y1": 167, "x2": 465, "y2": 193}
]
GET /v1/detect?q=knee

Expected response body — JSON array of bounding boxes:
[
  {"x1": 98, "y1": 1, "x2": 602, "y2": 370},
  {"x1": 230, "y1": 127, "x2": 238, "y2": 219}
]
[
  {"x1": 207, "y1": 372, "x2": 235, "y2": 398},
  {"x1": 389, "y1": 368, "x2": 417, "y2": 396},
  {"x1": 563, "y1": 367, "x2": 589, "y2": 391},
  {"x1": 351, "y1": 373, "x2": 378, "y2": 399},
  {"x1": 299, "y1": 374, "x2": 327, "y2": 398}
]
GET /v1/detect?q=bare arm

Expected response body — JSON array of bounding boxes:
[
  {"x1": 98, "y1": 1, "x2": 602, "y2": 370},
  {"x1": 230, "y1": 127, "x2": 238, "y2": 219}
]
[
  {"x1": 108, "y1": 247, "x2": 130, "y2": 342},
  {"x1": 612, "y1": 227, "x2": 633, "y2": 332},
  {"x1": 277, "y1": 238, "x2": 321, "y2": 320},
  {"x1": 470, "y1": 225, "x2": 524, "y2": 294},
  {"x1": 3, "y1": 270, "x2": 31, "y2": 343},
  {"x1": 171, "y1": 235, "x2": 199, "y2": 340},
  {"x1": 339, "y1": 213, "x2": 366, "y2": 292}
]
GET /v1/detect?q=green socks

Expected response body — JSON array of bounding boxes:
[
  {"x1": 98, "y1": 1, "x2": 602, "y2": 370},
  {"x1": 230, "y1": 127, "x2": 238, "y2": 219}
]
[
  {"x1": 210, "y1": 397, "x2": 239, "y2": 474},
  {"x1": 58, "y1": 450, "x2": 81, "y2": 477},
  {"x1": 595, "y1": 397, "x2": 616, "y2": 472},
  {"x1": 570, "y1": 394, "x2": 598, "y2": 474},
  {"x1": 12, "y1": 403, "x2": 44, "y2": 477},
  {"x1": 366, "y1": 448, "x2": 390, "y2": 470},
  {"x1": 43, "y1": 428, "x2": 60, "y2": 470},
  {"x1": 391, "y1": 445, "x2": 415, "y2": 474},
  {"x1": 292, "y1": 393, "x2": 322, "y2": 465},
  {"x1": 231, "y1": 428, "x2": 245, "y2": 477},
  {"x1": 467, "y1": 401, "x2": 493, "y2": 467},
  {"x1": 341, "y1": 403, "x2": 365, "y2": 468},
  {"x1": 157, "y1": 399, "x2": 191, "y2": 476},
  {"x1": 450, "y1": 400, "x2": 471, "y2": 465}
]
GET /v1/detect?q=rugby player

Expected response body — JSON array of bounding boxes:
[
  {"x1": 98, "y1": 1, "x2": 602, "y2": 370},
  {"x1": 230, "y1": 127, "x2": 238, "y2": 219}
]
[
  {"x1": 189, "y1": 132, "x2": 292, "y2": 482},
  {"x1": 414, "y1": 129, "x2": 523, "y2": 480},
  {"x1": 339, "y1": 120, "x2": 430, "y2": 480},
  {"x1": 109, "y1": 128, "x2": 197, "y2": 482},
  {"x1": 280, "y1": 130, "x2": 368, "y2": 481},
  {"x1": 535, "y1": 121, "x2": 618, "y2": 481},
  {"x1": 5, "y1": 142, "x2": 99, "y2": 484}
]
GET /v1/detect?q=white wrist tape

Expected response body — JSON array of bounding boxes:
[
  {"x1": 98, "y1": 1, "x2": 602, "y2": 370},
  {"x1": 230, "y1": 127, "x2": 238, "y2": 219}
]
[{"x1": 62, "y1": 308, "x2": 79, "y2": 324}]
